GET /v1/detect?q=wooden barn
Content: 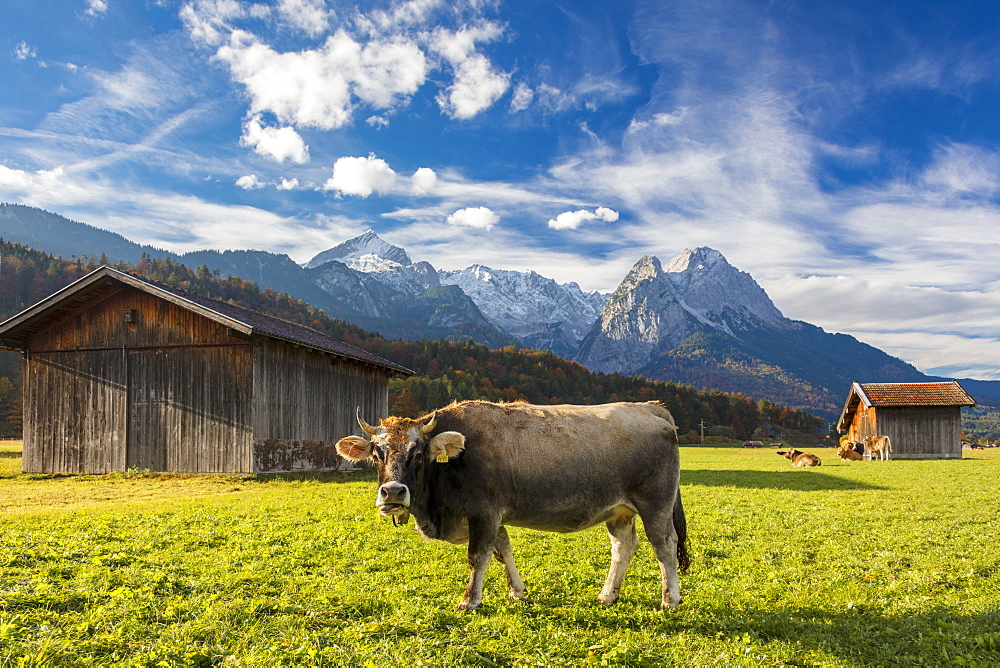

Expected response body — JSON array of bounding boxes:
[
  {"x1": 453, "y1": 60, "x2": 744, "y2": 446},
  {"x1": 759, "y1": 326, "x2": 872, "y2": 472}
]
[
  {"x1": 0, "y1": 266, "x2": 411, "y2": 474},
  {"x1": 836, "y1": 381, "x2": 976, "y2": 459}
]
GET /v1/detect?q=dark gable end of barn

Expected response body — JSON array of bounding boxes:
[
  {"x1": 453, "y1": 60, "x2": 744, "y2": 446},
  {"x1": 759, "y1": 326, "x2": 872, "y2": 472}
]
[
  {"x1": 0, "y1": 266, "x2": 412, "y2": 474},
  {"x1": 836, "y1": 381, "x2": 976, "y2": 459}
]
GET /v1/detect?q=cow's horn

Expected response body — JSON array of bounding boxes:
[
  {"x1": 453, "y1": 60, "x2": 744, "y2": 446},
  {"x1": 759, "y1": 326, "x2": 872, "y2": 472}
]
[
  {"x1": 357, "y1": 407, "x2": 378, "y2": 435},
  {"x1": 421, "y1": 410, "x2": 438, "y2": 435}
]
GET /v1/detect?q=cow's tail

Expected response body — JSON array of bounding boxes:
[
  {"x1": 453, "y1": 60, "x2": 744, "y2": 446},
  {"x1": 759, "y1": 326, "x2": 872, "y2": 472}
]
[
  {"x1": 886, "y1": 436, "x2": 893, "y2": 453},
  {"x1": 673, "y1": 488, "x2": 690, "y2": 574}
]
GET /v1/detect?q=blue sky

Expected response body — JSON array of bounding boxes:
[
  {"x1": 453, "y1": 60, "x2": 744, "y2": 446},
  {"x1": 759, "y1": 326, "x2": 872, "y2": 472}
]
[{"x1": 2, "y1": 0, "x2": 999, "y2": 380}]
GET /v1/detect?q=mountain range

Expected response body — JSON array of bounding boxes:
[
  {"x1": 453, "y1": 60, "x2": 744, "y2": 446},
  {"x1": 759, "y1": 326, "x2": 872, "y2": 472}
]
[{"x1": 2, "y1": 202, "x2": 997, "y2": 418}]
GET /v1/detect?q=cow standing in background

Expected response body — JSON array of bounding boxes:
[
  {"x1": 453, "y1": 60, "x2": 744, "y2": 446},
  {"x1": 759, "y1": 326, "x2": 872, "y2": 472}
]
[
  {"x1": 865, "y1": 435, "x2": 893, "y2": 461},
  {"x1": 336, "y1": 400, "x2": 689, "y2": 612}
]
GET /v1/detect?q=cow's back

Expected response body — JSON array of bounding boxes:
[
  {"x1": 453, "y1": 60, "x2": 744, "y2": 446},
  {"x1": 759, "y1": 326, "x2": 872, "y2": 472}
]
[
  {"x1": 428, "y1": 401, "x2": 679, "y2": 532},
  {"x1": 436, "y1": 400, "x2": 676, "y2": 470}
]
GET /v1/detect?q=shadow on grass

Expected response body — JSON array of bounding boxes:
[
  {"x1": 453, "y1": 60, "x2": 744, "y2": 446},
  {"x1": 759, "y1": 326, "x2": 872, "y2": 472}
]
[
  {"x1": 0, "y1": 451, "x2": 21, "y2": 459},
  {"x1": 682, "y1": 469, "x2": 887, "y2": 491}
]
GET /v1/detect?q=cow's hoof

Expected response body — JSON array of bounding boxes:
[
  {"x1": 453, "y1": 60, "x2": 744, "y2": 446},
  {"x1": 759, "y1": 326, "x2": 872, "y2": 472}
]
[
  {"x1": 456, "y1": 600, "x2": 480, "y2": 612},
  {"x1": 508, "y1": 591, "x2": 527, "y2": 602},
  {"x1": 596, "y1": 594, "x2": 618, "y2": 606}
]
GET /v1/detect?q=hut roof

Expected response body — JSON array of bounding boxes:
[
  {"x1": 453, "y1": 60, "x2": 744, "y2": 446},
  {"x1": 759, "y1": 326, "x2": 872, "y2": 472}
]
[
  {"x1": 837, "y1": 381, "x2": 975, "y2": 431},
  {"x1": 0, "y1": 266, "x2": 412, "y2": 375},
  {"x1": 857, "y1": 382, "x2": 976, "y2": 407}
]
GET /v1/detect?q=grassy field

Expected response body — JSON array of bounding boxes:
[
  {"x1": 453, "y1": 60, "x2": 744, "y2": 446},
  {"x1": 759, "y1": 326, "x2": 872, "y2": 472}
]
[{"x1": 1, "y1": 442, "x2": 999, "y2": 666}]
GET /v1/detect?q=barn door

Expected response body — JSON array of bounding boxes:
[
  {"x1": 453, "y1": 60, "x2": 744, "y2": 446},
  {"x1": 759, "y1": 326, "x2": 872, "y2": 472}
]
[
  {"x1": 126, "y1": 349, "x2": 167, "y2": 471},
  {"x1": 23, "y1": 350, "x2": 127, "y2": 474},
  {"x1": 125, "y1": 345, "x2": 252, "y2": 473}
]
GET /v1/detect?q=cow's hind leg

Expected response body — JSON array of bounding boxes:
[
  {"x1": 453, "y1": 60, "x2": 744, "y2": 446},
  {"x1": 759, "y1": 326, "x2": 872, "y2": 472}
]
[
  {"x1": 458, "y1": 516, "x2": 500, "y2": 612},
  {"x1": 492, "y1": 526, "x2": 526, "y2": 601},
  {"x1": 597, "y1": 513, "x2": 638, "y2": 605},
  {"x1": 637, "y1": 504, "x2": 682, "y2": 610}
]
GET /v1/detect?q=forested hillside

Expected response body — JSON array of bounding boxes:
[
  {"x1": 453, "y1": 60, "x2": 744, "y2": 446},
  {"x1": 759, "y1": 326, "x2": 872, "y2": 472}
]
[{"x1": 0, "y1": 239, "x2": 825, "y2": 440}]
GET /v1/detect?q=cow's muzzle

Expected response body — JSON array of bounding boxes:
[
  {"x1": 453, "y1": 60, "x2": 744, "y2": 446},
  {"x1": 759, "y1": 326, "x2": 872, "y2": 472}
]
[{"x1": 377, "y1": 482, "x2": 411, "y2": 525}]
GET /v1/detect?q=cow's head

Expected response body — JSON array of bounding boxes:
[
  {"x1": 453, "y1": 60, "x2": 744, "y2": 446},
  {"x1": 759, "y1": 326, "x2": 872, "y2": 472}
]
[
  {"x1": 336, "y1": 408, "x2": 465, "y2": 526},
  {"x1": 777, "y1": 449, "x2": 802, "y2": 460}
]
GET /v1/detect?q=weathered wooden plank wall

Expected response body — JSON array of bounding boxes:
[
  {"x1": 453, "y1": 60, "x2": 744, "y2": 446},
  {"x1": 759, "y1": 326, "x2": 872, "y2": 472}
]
[
  {"x1": 845, "y1": 404, "x2": 962, "y2": 459},
  {"x1": 24, "y1": 350, "x2": 126, "y2": 474},
  {"x1": 878, "y1": 406, "x2": 962, "y2": 459},
  {"x1": 251, "y1": 338, "x2": 389, "y2": 472},
  {"x1": 21, "y1": 283, "x2": 395, "y2": 474},
  {"x1": 24, "y1": 286, "x2": 254, "y2": 474},
  {"x1": 848, "y1": 406, "x2": 876, "y2": 443},
  {"x1": 127, "y1": 346, "x2": 252, "y2": 473},
  {"x1": 30, "y1": 288, "x2": 237, "y2": 351}
]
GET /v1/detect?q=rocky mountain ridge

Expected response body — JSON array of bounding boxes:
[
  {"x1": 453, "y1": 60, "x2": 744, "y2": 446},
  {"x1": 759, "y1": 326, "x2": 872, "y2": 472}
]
[{"x1": 576, "y1": 249, "x2": 794, "y2": 375}]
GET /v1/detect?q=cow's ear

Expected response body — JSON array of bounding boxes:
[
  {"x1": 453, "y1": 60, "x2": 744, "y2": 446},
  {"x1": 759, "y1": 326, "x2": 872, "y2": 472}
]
[
  {"x1": 337, "y1": 435, "x2": 373, "y2": 462},
  {"x1": 428, "y1": 431, "x2": 466, "y2": 462}
]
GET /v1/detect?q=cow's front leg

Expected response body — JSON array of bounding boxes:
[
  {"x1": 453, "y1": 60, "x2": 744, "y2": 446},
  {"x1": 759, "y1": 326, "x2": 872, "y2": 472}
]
[
  {"x1": 458, "y1": 516, "x2": 499, "y2": 611},
  {"x1": 492, "y1": 526, "x2": 526, "y2": 601}
]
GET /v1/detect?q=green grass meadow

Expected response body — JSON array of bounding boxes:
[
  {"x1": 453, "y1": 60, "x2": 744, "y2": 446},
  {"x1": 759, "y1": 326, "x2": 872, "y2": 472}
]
[{"x1": 1, "y1": 441, "x2": 999, "y2": 666}]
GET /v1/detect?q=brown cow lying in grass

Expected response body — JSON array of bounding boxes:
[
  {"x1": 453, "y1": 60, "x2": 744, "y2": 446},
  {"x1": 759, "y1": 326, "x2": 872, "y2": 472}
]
[
  {"x1": 837, "y1": 442, "x2": 864, "y2": 461},
  {"x1": 777, "y1": 449, "x2": 822, "y2": 467}
]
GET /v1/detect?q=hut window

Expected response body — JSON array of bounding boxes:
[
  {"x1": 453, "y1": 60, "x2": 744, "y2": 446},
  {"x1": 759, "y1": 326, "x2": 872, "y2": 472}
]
[{"x1": 124, "y1": 308, "x2": 137, "y2": 323}]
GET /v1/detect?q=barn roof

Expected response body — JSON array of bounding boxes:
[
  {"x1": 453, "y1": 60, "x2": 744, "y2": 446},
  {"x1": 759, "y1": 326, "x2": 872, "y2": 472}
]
[
  {"x1": 837, "y1": 381, "x2": 975, "y2": 431},
  {"x1": 0, "y1": 266, "x2": 412, "y2": 375}
]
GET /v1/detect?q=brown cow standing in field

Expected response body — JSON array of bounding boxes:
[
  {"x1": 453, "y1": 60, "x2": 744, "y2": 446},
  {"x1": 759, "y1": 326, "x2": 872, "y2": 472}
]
[
  {"x1": 865, "y1": 435, "x2": 893, "y2": 461},
  {"x1": 837, "y1": 442, "x2": 864, "y2": 461},
  {"x1": 336, "y1": 400, "x2": 689, "y2": 612},
  {"x1": 776, "y1": 449, "x2": 822, "y2": 467}
]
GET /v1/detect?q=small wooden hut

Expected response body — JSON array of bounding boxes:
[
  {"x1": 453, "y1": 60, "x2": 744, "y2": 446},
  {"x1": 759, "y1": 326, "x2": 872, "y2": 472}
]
[
  {"x1": 836, "y1": 381, "x2": 975, "y2": 459},
  {"x1": 0, "y1": 267, "x2": 411, "y2": 474}
]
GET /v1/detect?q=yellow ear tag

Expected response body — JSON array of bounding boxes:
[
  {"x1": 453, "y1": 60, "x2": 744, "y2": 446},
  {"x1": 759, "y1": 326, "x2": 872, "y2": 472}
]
[{"x1": 436, "y1": 452, "x2": 449, "y2": 463}]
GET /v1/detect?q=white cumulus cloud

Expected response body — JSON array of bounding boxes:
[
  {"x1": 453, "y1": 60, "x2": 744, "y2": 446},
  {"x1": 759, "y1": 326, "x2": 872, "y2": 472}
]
[
  {"x1": 236, "y1": 174, "x2": 266, "y2": 189},
  {"x1": 240, "y1": 115, "x2": 309, "y2": 163},
  {"x1": 430, "y1": 24, "x2": 509, "y2": 119},
  {"x1": 276, "y1": 178, "x2": 299, "y2": 190},
  {"x1": 547, "y1": 207, "x2": 619, "y2": 230},
  {"x1": 215, "y1": 29, "x2": 427, "y2": 130},
  {"x1": 85, "y1": 0, "x2": 108, "y2": 17},
  {"x1": 447, "y1": 206, "x2": 499, "y2": 231},
  {"x1": 411, "y1": 167, "x2": 437, "y2": 194},
  {"x1": 323, "y1": 154, "x2": 397, "y2": 197},
  {"x1": 277, "y1": 0, "x2": 330, "y2": 37}
]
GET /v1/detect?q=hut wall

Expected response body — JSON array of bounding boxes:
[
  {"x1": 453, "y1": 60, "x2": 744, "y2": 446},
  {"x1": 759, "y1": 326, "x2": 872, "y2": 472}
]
[
  {"x1": 24, "y1": 287, "x2": 254, "y2": 474},
  {"x1": 251, "y1": 338, "x2": 389, "y2": 472},
  {"x1": 876, "y1": 406, "x2": 963, "y2": 459}
]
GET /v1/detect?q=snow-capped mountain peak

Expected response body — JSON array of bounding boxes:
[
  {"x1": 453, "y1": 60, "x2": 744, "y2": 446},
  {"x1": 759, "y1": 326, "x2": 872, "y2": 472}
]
[
  {"x1": 662, "y1": 247, "x2": 785, "y2": 329},
  {"x1": 305, "y1": 229, "x2": 411, "y2": 270},
  {"x1": 437, "y1": 264, "x2": 608, "y2": 358}
]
